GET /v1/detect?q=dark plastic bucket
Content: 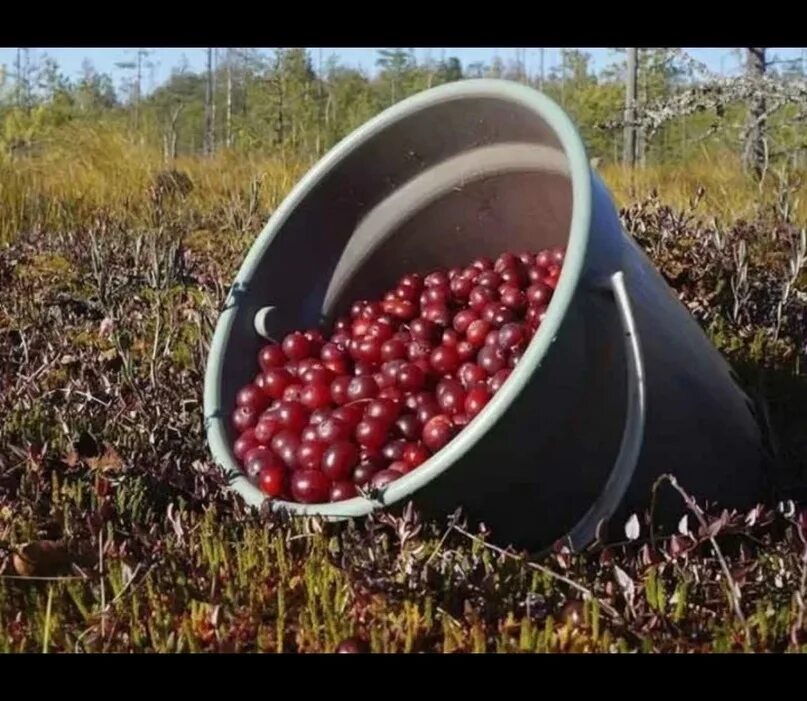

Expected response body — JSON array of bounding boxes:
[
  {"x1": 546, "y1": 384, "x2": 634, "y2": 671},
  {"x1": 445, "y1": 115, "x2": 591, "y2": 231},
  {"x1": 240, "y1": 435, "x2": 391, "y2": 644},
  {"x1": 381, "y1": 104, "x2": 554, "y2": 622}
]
[{"x1": 204, "y1": 79, "x2": 769, "y2": 551}]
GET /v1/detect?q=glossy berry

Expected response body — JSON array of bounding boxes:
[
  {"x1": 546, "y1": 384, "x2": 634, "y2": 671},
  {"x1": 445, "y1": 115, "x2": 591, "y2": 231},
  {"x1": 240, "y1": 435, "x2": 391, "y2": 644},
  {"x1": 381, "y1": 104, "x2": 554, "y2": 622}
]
[
  {"x1": 330, "y1": 481, "x2": 359, "y2": 502},
  {"x1": 291, "y1": 470, "x2": 331, "y2": 504},
  {"x1": 321, "y1": 441, "x2": 359, "y2": 481},
  {"x1": 282, "y1": 332, "x2": 311, "y2": 361},
  {"x1": 370, "y1": 469, "x2": 402, "y2": 490},
  {"x1": 258, "y1": 463, "x2": 287, "y2": 497},
  {"x1": 422, "y1": 415, "x2": 456, "y2": 451},
  {"x1": 297, "y1": 440, "x2": 328, "y2": 471}
]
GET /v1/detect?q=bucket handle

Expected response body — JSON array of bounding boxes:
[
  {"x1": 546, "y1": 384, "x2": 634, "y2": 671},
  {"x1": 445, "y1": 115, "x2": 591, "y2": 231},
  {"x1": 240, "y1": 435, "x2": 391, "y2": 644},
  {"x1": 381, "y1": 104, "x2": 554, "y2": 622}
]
[{"x1": 565, "y1": 271, "x2": 646, "y2": 551}]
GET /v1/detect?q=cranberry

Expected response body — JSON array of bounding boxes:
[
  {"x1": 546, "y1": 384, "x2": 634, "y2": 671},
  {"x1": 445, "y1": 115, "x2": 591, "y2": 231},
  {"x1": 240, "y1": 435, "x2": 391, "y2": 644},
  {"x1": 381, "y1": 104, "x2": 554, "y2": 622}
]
[
  {"x1": 499, "y1": 284, "x2": 526, "y2": 310},
  {"x1": 317, "y1": 417, "x2": 352, "y2": 443},
  {"x1": 332, "y1": 404, "x2": 364, "y2": 429},
  {"x1": 452, "y1": 309, "x2": 479, "y2": 334},
  {"x1": 495, "y1": 252, "x2": 518, "y2": 273},
  {"x1": 395, "y1": 414, "x2": 421, "y2": 440},
  {"x1": 407, "y1": 340, "x2": 432, "y2": 362},
  {"x1": 380, "y1": 338, "x2": 407, "y2": 361},
  {"x1": 551, "y1": 247, "x2": 565, "y2": 264},
  {"x1": 254, "y1": 416, "x2": 281, "y2": 445},
  {"x1": 518, "y1": 251, "x2": 535, "y2": 266},
  {"x1": 330, "y1": 481, "x2": 359, "y2": 502},
  {"x1": 300, "y1": 425, "x2": 319, "y2": 443},
  {"x1": 353, "y1": 461, "x2": 380, "y2": 485},
  {"x1": 397, "y1": 363, "x2": 426, "y2": 392},
  {"x1": 258, "y1": 344, "x2": 286, "y2": 370},
  {"x1": 330, "y1": 376, "x2": 351, "y2": 405},
  {"x1": 430, "y1": 345, "x2": 460, "y2": 375},
  {"x1": 481, "y1": 303, "x2": 514, "y2": 328},
  {"x1": 398, "y1": 272, "x2": 423, "y2": 293},
  {"x1": 271, "y1": 429, "x2": 301, "y2": 469},
  {"x1": 291, "y1": 470, "x2": 331, "y2": 504},
  {"x1": 465, "y1": 319, "x2": 491, "y2": 347},
  {"x1": 465, "y1": 386, "x2": 491, "y2": 417},
  {"x1": 478, "y1": 346, "x2": 507, "y2": 375},
  {"x1": 535, "y1": 250, "x2": 552, "y2": 268},
  {"x1": 299, "y1": 365, "x2": 335, "y2": 386},
  {"x1": 459, "y1": 362, "x2": 487, "y2": 388},
  {"x1": 489, "y1": 368, "x2": 512, "y2": 393},
  {"x1": 421, "y1": 286, "x2": 449, "y2": 306},
  {"x1": 309, "y1": 408, "x2": 330, "y2": 425},
  {"x1": 282, "y1": 384, "x2": 303, "y2": 402},
  {"x1": 385, "y1": 299, "x2": 417, "y2": 320},
  {"x1": 421, "y1": 303, "x2": 451, "y2": 327},
  {"x1": 417, "y1": 402, "x2": 441, "y2": 426},
  {"x1": 233, "y1": 430, "x2": 259, "y2": 462},
  {"x1": 498, "y1": 323, "x2": 525, "y2": 350},
  {"x1": 472, "y1": 256, "x2": 494, "y2": 271},
  {"x1": 346, "y1": 376, "x2": 379, "y2": 402},
  {"x1": 276, "y1": 401, "x2": 309, "y2": 432},
  {"x1": 382, "y1": 439, "x2": 407, "y2": 462},
  {"x1": 258, "y1": 462, "x2": 287, "y2": 497},
  {"x1": 379, "y1": 386, "x2": 404, "y2": 403},
  {"x1": 370, "y1": 469, "x2": 402, "y2": 489},
  {"x1": 365, "y1": 398, "x2": 400, "y2": 425},
  {"x1": 322, "y1": 441, "x2": 359, "y2": 481},
  {"x1": 389, "y1": 460, "x2": 411, "y2": 474},
  {"x1": 355, "y1": 417, "x2": 388, "y2": 450},
  {"x1": 500, "y1": 266, "x2": 527, "y2": 287},
  {"x1": 297, "y1": 440, "x2": 328, "y2": 471},
  {"x1": 282, "y1": 332, "x2": 311, "y2": 361},
  {"x1": 232, "y1": 406, "x2": 258, "y2": 433},
  {"x1": 450, "y1": 276, "x2": 473, "y2": 300},
  {"x1": 476, "y1": 270, "x2": 502, "y2": 289},
  {"x1": 422, "y1": 415, "x2": 456, "y2": 451},
  {"x1": 424, "y1": 270, "x2": 449, "y2": 288},
  {"x1": 436, "y1": 379, "x2": 466, "y2": 415},
  {"x1": 403, "y1": 442, "x2": 430, "y2": 468},
  {"x1": 469, "y1": 285, "x2": 497, "y2": 311},
  {"x1": 262, "y1": 368, "x2": 293, "y2": 400},
  {"x1": 527, "y1": 282, "x2": 552, "y2": 307}
]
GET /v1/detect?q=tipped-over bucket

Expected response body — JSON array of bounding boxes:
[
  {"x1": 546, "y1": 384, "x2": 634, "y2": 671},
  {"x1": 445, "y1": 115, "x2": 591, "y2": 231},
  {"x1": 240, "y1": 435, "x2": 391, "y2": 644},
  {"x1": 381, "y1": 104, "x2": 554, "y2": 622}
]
[{"x1": 204, "y1": 79, "x2": 770, "y2": 551}]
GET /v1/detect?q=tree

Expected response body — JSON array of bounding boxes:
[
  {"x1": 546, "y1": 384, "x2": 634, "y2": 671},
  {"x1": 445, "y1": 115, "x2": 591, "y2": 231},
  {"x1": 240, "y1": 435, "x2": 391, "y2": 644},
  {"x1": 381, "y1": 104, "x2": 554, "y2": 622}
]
[
  {"x1": 745, "y1": 48, "x2": 767, "y2": 179},
  {"x1": 623, "y1": 48, "x2": 638, "y2": 166},
  {"x1": 203, "y1": 48, "x2": 215, "y2": 156}
]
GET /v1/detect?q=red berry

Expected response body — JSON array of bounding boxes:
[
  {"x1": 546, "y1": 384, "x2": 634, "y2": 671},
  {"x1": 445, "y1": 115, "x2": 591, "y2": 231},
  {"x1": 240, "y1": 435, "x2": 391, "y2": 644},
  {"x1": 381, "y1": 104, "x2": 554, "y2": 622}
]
[
  {"x1": 498, "y1": 323, "x2": 525, "y2": 351},
  {"x1": 330, "y1": 376, "x2": 351, "y2": 405},
  {"x1": 258, "y1": 344, "x2": 286, "y2": 371},
  {"x1": 459, "y1": 362, "x2": 487, "y2": 388},
  {"x1": 276, "y1": 401, "x2": 309, "y2": 432},
  {"x1": 465, "y1": 386, "x2": 492, "y2": 417},
  {"x1": 380, "y1": 338, "x2": 407, "y2": 361},
  {"x1": 476, "y1": 270, "x2": 502, "y2": 289},
  {"x1": 299, "y1": 383, "x2": 330, "y2": 411},
  {"x1": 395, "y1": 414, "x2": 421, "y2": 440},
  {"x1": 478, "y1": 346, "x2": 507, "y2": 375},
  {"x1": 258, "y1": 462, "x2": 287, "y2": 497},
  {"x1": 282, "y1": 384, "x2": 303, "y2": 402},
  {"x1": 233, "y1": 430, "x2": 259, "y2": 462},
  {"x1": 332, "y1": 404, "x2": 364, "y2": 429},
  {"x1": 436, "y1": 379, "x2": 466, "y2": 415},
  {"x1": 403, "y1": 442, "x2": 430, "y2": 468},
  {"x1": 389, "y1": 460, "x2": 411, "y2": 474},
  {"x1": 469, "y1": 285, "x2": 497, "y2": 311},
  {"x1": 291, "y1": 470, "x2": 331, "y2": 503},
  {"x1": 452, "y1": 309, "x2": 479, "y2": 334},
  {"x1": 262, "y1": 368, "x2": 293, "y2": 400},
  {"x1": 450, "y1": 276, "x2": 473, "y2": 300},
  {"x1": 355, "y1": 417, "x2": 388, "y2": 450},
  {"x1": 495, "y1": 252, "x2": 518, "y2": 273},
  {"x1": 499, "y1": 284, "x2": 526, "y2": 310},
  {"x1": 299, "y1": 365, "x2": 335, "y2": 386},
  {"x1": 346, "y1": 376, "x2": 379, "y2": 402},
  {"x1": 430, "y1": 345, "x2": 460, "y2": 375},
  {"x1": 317, "y1": 416, "x2": 352, "y2": 443},
  {"x1": 397, "y1": 362, "x2": 426, "y2": 392},
  {"x1": 322, "y1": 441, "x2": 359, "y2": 481},
  {"x1": 282, "y1": 332, "x2": 312, "y2": 361},
  {"x1": 489, "y1": 368, "x2": 512, "y2": 393},
  {"x1": 422, "y1": 415, "x2": 456, "y2": 451},
  {"x1": 526, "y1": 282, "x2": 552, "y2": 307},
  {"x1": 297, "y1": 440, "x2": 328, "y2": 471},
  {"x1": 353, "y1": 461, "x2": 381, "y2": 485},
  {"x1": 301, "y1": 425, "x2": 319, "y2": 443},
  {"x1": 232, "y1": 406, "x2": 258, "y2": 433},
  {"x1": 254, "y1": 416, "x2": 281, "y2": 445},
  {"x1": 365, "y1": 398, "x2": 400, "y2": 425},
  {"x1": 330, "y1": 481, "x2": 359, "y2": 502},
  {"x1": 271, "y1": 429, "x2": 301, "y2": 468},
  {"x1": 465, "y1": 319, "x2": 491, "y2": 347},
  {"x1": 370, "y1": 469, "x2": 402, "y2": 489},
  {"x1": 472, "y1": 256, "x2": 494, "y2": 271}
]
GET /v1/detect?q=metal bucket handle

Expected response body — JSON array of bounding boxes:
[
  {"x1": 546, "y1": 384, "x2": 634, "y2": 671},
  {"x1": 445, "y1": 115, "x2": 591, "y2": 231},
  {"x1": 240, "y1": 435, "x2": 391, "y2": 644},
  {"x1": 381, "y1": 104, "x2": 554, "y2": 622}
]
[{"x1": 565, "y1": 271, "x2": 646, "y2": 550}]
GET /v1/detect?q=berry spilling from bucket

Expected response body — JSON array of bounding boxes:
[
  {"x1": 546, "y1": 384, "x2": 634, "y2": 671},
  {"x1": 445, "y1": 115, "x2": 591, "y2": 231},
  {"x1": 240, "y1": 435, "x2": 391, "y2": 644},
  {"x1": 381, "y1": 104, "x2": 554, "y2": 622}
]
[{"x1": 231, "y1": 248, "x2": 565, "y2": 503}]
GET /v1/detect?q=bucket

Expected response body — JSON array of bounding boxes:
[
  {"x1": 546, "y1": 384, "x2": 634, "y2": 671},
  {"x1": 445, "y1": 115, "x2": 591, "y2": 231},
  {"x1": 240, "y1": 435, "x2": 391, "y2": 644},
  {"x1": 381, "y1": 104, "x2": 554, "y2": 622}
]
[{"x1": 204, "y1": 79, "x2": 770, "y2": 551}]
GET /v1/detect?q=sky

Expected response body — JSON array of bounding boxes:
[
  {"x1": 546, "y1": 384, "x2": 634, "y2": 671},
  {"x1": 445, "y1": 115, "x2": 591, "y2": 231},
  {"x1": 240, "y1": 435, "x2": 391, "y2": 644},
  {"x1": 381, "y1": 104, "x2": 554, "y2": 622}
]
[{"x1": 0, "y1": 48, "x2": 805, "y2": 94}]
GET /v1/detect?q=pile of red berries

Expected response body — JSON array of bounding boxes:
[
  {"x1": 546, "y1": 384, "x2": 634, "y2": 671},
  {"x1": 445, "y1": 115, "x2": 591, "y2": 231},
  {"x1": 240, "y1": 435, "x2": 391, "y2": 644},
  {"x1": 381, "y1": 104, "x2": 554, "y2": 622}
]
[{"x1": 231, "y1": 247, "x2": 564, "y2": 504}]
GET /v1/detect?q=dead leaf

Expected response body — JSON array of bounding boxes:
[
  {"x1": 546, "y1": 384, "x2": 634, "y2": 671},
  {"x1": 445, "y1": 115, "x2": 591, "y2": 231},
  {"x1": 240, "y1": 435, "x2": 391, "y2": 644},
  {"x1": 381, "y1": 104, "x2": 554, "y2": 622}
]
[
  {"x1": 87, "y1": 445, "x2": 124, "y2": 473},
  {"x1": 62, "y1": 450, "x2": 80, "y2": 468},
  {"x1": 624, "y1": 513, "x2": 640, "y2": 541},
  {"x1": 13, "y1": 540, "x2": 73, "y2": 577}
]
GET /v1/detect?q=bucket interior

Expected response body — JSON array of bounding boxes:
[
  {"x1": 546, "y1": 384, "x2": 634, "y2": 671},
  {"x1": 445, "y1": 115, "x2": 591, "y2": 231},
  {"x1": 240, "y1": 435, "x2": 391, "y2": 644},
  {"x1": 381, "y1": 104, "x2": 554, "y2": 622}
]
[{"x1": 207, "y1": 85, "x2": 589, "y2": 518}]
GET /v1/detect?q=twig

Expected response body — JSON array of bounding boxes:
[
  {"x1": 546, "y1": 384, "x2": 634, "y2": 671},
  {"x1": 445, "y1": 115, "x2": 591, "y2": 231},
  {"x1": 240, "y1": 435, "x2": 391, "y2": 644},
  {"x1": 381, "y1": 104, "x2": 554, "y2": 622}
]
[
  {"x1": 450, "y1": 524, "x2": 623, "y2": 623},
  {"x1": 654, "y1": 474, "x2": 750, "y2": 642}
]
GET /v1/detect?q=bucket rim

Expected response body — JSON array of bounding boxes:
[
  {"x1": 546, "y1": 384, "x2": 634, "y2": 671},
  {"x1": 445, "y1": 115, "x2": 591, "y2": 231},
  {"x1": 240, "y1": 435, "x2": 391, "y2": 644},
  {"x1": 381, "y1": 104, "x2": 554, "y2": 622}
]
[{"x1": 204, "y1": 78, "x2": 593, "y2": 519}]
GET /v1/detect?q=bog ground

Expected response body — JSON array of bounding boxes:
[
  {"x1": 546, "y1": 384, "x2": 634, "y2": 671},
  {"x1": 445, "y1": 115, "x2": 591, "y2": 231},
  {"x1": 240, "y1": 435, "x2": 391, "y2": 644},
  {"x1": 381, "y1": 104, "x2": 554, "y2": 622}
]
[{"x1": 0, "y1": 151, "x2": 806, "y2": 652}]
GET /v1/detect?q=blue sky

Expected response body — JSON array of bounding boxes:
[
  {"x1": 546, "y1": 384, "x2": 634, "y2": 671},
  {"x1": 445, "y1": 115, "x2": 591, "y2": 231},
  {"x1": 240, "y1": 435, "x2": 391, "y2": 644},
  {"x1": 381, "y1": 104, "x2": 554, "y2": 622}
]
[{"x1": 1, "y1": 48, "x2": 804, "y2": 94}]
